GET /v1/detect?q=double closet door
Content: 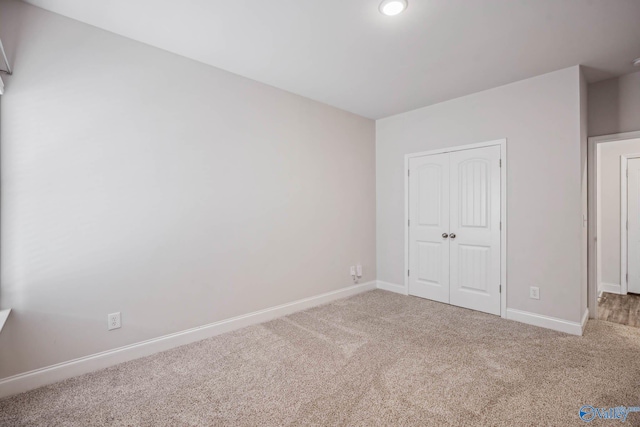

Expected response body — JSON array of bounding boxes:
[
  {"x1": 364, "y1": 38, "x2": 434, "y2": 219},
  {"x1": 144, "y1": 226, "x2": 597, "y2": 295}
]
[{"x1": 408, "y1": 145, "x2": 501, "y2": 316}]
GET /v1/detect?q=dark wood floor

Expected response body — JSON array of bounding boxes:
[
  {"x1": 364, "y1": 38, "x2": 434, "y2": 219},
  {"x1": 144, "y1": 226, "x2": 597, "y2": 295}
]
[{"x1": 598, "y1": 292, "x2": 640, "y2": 327}]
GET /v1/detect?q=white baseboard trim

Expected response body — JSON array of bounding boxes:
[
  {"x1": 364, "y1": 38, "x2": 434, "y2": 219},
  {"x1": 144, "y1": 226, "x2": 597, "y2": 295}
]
[
  {"x1": 376, "y1": 280, "x2": 408, "y2": 295},
  {"x1": 375, "y1": 283, "x2": 589, "y2": 336},
  {"x1": 506, "y1": 308, "x2": 587, "y2": 336},
  {"x1": 0, "y1": 309, "x2": 11, "y2": 334},
  {"x1": 581, "y1": 308, "x2": 589, "y2": 334},
  {"x1": 0, "y1": 281, "x2": 376, "y2": 399},
  {"x1": 599, "y1": 282, "x2": 622, "y2": 294}
]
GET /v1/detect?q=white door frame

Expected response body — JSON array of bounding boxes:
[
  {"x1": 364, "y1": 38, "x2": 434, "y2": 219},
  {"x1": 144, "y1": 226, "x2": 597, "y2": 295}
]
[
  {"x1": 588, "y1": 131, "x2": 640, "y2": 318},
  {"x1": 620, "y1": 153, "x2": 640, "y2": 295},
  {"x1": 404, "y1": 138, "x2": 508, "y2": 318}
]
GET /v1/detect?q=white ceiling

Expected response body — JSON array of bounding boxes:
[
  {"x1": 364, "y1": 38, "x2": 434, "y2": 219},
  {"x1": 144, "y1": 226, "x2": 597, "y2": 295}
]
[{"x1": 21, "y1": 0, "x2": 640, "y2": 119}]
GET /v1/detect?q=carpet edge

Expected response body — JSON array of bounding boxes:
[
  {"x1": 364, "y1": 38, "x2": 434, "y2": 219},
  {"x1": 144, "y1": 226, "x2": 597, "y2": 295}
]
[{"x1": 0, "y1": 281, "x2": 376, "y2": 399}]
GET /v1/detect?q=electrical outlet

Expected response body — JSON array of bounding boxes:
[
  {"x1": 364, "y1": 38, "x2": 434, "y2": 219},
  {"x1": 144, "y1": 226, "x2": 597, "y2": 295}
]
[
  {"x1": 356, "y1": 265, "x2": 363, "y2": 278},
  {"x1": 529, "y1": 287, "x2": 540, "y2": 300},
  {"x1": 108, "y1": 312, "x2": 121, "y2": 330},
  {"x1": 350, "y1": 266, "x2": 356, "y2": 277}
]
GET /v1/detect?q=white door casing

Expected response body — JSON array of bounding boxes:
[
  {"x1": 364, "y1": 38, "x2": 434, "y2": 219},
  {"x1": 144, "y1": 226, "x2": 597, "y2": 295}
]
[
  {"x1": 408, "y1": 153, "x2": 450, "y2": 303},
  {"x1": 589, "y1": 133, "x2": 640, "y2": 318},
  {"x1": 449, "y1": 146, "x2": 502, "y2": 315},
  {"x1": 627, "y1": 157, "x2": 640, "y2": 294},
  {"x1": 407, "y1": 143, "x2": 502, "y2": 316}
]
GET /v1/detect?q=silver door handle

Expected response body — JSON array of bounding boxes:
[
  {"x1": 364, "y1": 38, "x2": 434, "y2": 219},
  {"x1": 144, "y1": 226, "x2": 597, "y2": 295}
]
[
  {"x1": 449, "y1": 233, "x2": 456, "y2": 239},
  {"x1": 442, "y1": 233, "x2": 449, "y2": 238}
]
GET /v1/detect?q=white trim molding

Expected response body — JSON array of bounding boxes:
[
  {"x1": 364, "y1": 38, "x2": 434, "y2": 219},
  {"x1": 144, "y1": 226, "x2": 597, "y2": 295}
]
[
  {"x1": 599, "y1": 282, "x2": 622, "y2": 295},
  {"x1": 0, "y1": 309, "x2": 10, "y2": 334},
  {"x1": 619, "y1": 152, "x2": 640, "y2": 295},
  {"x1": 582, "y1": 308, "x2": 590, "y2": 334},
  {"x1": 0, "y1": 281, "x2": 376, "y2": 399},
  {"x1": 404, "y1": 138, "x2": 508, "y2": 318},
  {"x1": 376, "y1": 280, "x2": 408, "y2": 295},
  {"x1": 506, "y1": 308, "x2": 590, "y2": 336}
]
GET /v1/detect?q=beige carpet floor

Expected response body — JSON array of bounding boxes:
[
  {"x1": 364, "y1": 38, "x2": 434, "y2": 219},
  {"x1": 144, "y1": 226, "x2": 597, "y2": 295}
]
[{"x1": 1, "y1": 290, "x2": 640, "y2": 426}]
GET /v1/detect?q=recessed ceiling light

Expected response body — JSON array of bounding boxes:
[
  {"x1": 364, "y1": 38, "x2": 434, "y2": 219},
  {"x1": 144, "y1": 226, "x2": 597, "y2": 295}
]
[
  {"x1": 379, "y1": 0, "x2": 408, "y2": 16},
  {"x1": 634, "y1": 58, "x2": 640, "y2": 67}
]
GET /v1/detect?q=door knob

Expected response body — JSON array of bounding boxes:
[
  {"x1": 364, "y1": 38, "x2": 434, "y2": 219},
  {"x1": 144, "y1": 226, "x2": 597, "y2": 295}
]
[
  {"x1": 442, "y1": 233, "x2": 449, "y2": 238},
  {"x1": 450, "y1": 233, "x2": 456, "y2": 239}
]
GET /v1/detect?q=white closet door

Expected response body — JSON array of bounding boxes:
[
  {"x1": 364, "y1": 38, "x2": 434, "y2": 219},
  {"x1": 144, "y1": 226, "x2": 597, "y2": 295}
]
[
  {"x1": 408, "y1": 153, "x2": 450, "y2": 303},
  {"x1": 627, "y1": 158, "x2": 640, "y2": 294},
  {"x1": 449, "y1": 146, "x2": 501, "y2": 315}
]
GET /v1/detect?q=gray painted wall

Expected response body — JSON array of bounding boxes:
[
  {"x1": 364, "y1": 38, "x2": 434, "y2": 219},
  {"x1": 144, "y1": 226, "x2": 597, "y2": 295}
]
[
  {"x1": 588, "y1": 71, "x2": 640, "y2": 137},
  {"x1": 0, "y1": 0, "x2": 376, "y2": 379},
  {"x1": 376, "y1": 66, "x2": 584, "y2": 322}
]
